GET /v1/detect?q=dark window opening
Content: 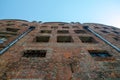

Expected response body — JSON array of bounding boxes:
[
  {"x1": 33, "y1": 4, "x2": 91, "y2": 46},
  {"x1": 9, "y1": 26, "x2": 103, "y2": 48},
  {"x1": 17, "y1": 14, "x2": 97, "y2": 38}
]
[
  {"x1": 51, "y1": 26, "x2": 58, "y2": 29},
  {"x1": 111, "y1": 27, "x2": 117, "y2": 30},
  {"x1": 21, "y1": 24, "x2": 28, "y2": 26},
  {"x1": 74, "y1": 30, "x2": 86, "y2": 34},
  {"x1": 36, "y1": 36, "x2": 50, "y2": 42},
  {"x1": 57, "y1": 36, "x2": 73, "y2": 43},
  {"x1": 113, "y1": 31, "x2": 119, "y2": 34},
  {"x1": 103, "y1": 27, "x2": 109, "y2": 29},
  {"x1": 40, "y1": 30, "x2": 51, "y2": 33},
  {"x1": 62, "y1": 26, "x2": 69, "y2": 29},
  {"x1": 101, "y1": 30, "x2": 109, "y2": 33},
  {"x1": 6, "y1": 28, "x2": 19, "y2": 32},
  {"x1": 23, "y1": 50, "x2": 47, "y2": 57},
  {"x1": 79, "y1": 36, "x2": 97, "y2": 43},
  {"x1": 57, "y1": 30, "x2": 69, "y2": 34},
  {"x1": 88, "y1": 50, "x2": 112, "y2": 58}
]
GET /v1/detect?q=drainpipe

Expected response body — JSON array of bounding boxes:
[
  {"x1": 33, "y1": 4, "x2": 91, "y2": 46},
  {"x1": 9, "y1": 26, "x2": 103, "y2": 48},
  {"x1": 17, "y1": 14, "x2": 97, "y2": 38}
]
[
  {"x1": 0, "y1": 26, "x2": 35, "y2": 55},
  {"x1": 83, "y1": 26, "x2": 120, "y2": 52}
]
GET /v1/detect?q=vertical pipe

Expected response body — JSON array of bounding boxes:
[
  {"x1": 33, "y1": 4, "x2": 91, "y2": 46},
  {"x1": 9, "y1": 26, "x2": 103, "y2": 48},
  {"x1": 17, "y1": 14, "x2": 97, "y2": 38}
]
[
  {"x1": 83, "y1": 26, "x2": 120, "y2": 52},
  {"x1": 0, "y1": 26, "x2": 35, "y2": 55}
]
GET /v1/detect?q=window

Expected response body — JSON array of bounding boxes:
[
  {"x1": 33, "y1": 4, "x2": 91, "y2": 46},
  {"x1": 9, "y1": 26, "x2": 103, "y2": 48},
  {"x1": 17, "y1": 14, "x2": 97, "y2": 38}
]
[
  {"x1": 57, "y1": 30, "x2": 69, "y2": 34},
  {"x1": 103, "y1": 27, "x2": 109, "y2": 29},
  {"x1": 40, "y1": 30, "x2": 51, "y2": 33},
  {"x1": 113, "y1": 31, "x2": 119, "y2": 34},
  {"x1": 21, "y1": 24, "x2": 28, "y2": 26},
  {"x1": 101, "y1": 30, "x2": 109, "y2": 33},
  {"x1": 74, "y1": 30, "x2": 86, "y2": 34},
  {"x1": 57, "y1": 36, "x2": 73, "y2": 43},
  {"x1": 51, "y1": 26, "x2": 58, "y2": 29},
  {"x1": 62, "y1": 26, "x2": 69, "y2": 29},
  {"x1": 36, "y1": 36, "x2": 50, "y2": 42},
  {"x1": 23, "y1": 50, "x2": 47, "y2": 57},
  {"x1": 88, "y1": 50, "x2": 112, "y2": 58},
  {"x1": 79, "y1": 36, "x2": 97, "y2": 43},
  {"x1": 6, "y1": 28, "x2": 19, "y2": 32}
]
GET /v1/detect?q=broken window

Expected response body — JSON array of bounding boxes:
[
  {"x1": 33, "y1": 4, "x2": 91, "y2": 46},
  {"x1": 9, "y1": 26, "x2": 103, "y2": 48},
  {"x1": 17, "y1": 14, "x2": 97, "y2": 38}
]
[
  {"x1": 6, "y1": 28, "x2": 19, "y2": 32},
  {"x1": 23, "y1": 50, "x2": 47, "y2": 57},
  {"x1": 36, "y1": 36, "x2": 50, "y2": 42},
  {"x1": 88, "y1": 50, "x2": 112, "y2": 58},
  {"x1": 40, "y1": 30, "x2": 51, "y2": 33},
  {"x1": 57, "y1": 36, "x2": 73, "y2": 43},
  {"x1": 79, "y1": 36, "x2": 97, "y2": 43},
  {"x1": 74, "y1": 30, "x2": 86, "y2": 34},
  {"x1": 57, "y1": 30, "x2": 69, "y2": 34}
]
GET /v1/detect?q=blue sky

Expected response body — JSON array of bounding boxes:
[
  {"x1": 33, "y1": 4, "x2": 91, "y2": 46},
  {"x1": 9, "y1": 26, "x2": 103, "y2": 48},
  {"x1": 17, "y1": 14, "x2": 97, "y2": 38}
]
[{"x1": 0, "y1": 0, "x2": 120, "y2": 28}]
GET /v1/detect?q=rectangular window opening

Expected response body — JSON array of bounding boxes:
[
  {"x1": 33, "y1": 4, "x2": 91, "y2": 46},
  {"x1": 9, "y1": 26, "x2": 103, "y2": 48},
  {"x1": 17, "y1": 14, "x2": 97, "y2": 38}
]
[
  {"x1": 23, "y1": 50, "x2": 47, "y2": 57},
  {"x1": 6, "y1": 28, "x2": 19, "y2": 32},
  {"x1": 74, "y1": 30, "x2": 86, "y2": 34},
  {"x1": 62, "y1": 26, "x2": 69, "y2": 29},
  {"x1": 101, "y1": 30, "x2": 109, "y2": 33},
  {"x1": 57, "y1": 30, "x2": 69, "y2": 34},
  {"x1": 51, "y1": 26, "x2": 58, "y2": 29},
  {"x1": 57, "y1": 36, "x2": 73, "y2": 43},
  {"x1": 88, "y1": 50, "x2": 112, "y2": 58},
  {"x1": 40, "y1": 30, "x2": 51, "y2": 33},
  {"x1": 36, "y1": 36, "x2": 50, "y2": 42},
  {"x1": 79, "y1": 36, "x2": 97, "y2": 43}
]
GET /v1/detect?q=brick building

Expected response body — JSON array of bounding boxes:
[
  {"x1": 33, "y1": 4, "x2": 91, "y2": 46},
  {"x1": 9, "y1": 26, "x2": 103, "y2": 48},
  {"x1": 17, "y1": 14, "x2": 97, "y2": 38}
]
[{"x1": 0, "y1": 19, "x2": 120, "y2": 80}]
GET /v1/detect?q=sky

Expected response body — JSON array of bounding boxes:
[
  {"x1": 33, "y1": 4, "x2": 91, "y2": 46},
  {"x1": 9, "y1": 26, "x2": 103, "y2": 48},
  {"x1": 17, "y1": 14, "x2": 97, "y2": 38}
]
[{"x1": 0, "y1": 0, "x2": 120, "y2": 28}]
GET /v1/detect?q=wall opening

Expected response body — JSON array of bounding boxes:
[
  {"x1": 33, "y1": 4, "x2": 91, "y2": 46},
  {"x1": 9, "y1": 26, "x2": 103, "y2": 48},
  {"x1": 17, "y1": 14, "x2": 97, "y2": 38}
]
[
  {"x1": 62, "y1": 26, "x2": 69, "y2": 29},
  {"x1": 51, "y1": 26, "x2": 58, "y2": 29},
  {"x1": 6, "y1": 28, "x2": 19, "y2": 32},
  {"x1": 79, "y1": 36, "x2": 97, "y2": 43},
  {"x1": 88, "y1": 50, "x2": 112, "y2": 58},
  {"x1": 36, "y1": 36, "x2": 50, "y2": 42},
  {"x1": 23, "y1": 50, "x2": 47, "y2": 57},
  {"x1": 57, "y1": 30, "x2": 69, "y2": 34},
  {"x1": 57, "y1": 36, "x2": 73, "y2": 43},
  {"x1": 40, "y1": 30, "x2": 51, "y2": 33},
  {"x1": 74, "y1": 30, "x2": 86, "y2": 34},
  {"x1": 101, "y1": 30, "x2": 109, "y2": 33}
]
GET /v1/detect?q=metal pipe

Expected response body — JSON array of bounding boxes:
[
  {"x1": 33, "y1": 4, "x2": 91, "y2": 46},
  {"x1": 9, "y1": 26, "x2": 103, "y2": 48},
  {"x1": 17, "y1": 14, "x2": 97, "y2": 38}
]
[
  {"x1": 0, "y1": 26, "x2": 35, "y2": 55},
  {"x1": 83, "y1": 26, "x2": 120, "y2": 52}
]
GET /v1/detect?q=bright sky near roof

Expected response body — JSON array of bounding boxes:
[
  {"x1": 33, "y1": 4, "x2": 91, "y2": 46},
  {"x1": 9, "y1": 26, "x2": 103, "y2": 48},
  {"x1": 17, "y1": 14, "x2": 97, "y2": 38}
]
[{"x1": 0, "y1": 0, "x2": 120, "y2": 28}]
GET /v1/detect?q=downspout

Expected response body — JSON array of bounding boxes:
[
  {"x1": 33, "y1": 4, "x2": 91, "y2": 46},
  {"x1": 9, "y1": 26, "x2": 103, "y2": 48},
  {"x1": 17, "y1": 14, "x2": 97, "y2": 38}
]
[
  {"x1": 83, "y1": 26, "x2": 120, "y2": 52},
  {"x1": 0, "y1": 26, "x2": 35, "y2": 55}
]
